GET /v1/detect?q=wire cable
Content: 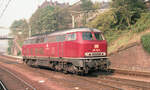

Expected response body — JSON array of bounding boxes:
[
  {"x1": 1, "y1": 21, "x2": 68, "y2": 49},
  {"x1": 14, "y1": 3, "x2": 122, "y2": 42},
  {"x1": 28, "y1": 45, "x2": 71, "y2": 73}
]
[
  {"x1": 0, "y1": 0, "x2": 11, "y2": 19},
  {"x1": 0, "y1": 0, "x2": 4, "y2": 11}
]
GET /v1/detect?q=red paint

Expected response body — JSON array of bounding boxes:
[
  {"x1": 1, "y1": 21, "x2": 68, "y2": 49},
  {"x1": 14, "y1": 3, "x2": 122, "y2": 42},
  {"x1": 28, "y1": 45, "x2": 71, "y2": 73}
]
[{"x1": 22, "y1": 28, "x2": 107, "y2": 58}]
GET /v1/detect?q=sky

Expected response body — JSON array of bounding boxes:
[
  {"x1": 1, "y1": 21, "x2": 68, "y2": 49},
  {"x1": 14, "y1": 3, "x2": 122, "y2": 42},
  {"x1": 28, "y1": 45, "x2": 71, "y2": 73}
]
[{"x1": 0, "y1": 0, "x2": 109, "y2": 28}]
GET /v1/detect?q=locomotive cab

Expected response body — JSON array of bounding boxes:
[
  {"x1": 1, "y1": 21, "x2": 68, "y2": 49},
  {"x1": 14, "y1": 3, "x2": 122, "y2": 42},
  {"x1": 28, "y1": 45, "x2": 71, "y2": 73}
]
[
  {"x1": 75, "y1": 30, "x2": 110, "y2": 71},
  {"x1": 81, "y1": 32, "x2": 107, "y2": 57}
]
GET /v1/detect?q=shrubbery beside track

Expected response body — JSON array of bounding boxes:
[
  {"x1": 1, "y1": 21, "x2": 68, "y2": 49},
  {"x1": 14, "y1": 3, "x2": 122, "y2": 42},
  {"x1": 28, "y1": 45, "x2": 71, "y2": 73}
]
[{"x1": 141, "y1": 33, "x2": 150, "y2": 53}]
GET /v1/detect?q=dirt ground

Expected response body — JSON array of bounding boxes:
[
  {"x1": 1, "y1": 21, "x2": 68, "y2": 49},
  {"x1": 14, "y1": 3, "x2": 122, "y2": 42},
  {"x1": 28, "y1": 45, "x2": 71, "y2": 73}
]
[
  {"x1": 0, "y1": 67, "x2": 32, "y2": 90},
  {"x1": 0, "y1": 56, "x2": 114, "y2": 90},
  {"x1": 1, "y1": 43, "x2": 150, "y2": 90},
  {"x1": 110, "y1": 44, "x2": 150, "y2": 72}
]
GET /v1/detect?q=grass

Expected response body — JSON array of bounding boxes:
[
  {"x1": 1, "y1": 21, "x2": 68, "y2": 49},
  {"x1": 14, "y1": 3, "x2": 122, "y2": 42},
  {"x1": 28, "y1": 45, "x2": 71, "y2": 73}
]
[
  {"x1": 106, "y1": 12, "x2": 150, "y2": 54},
  {"x1": 107, "y1": 29, "x2": 150, "y2": 54},
  {"x1": 141, "y1": 33, "x2": 150, "y2": 53}
]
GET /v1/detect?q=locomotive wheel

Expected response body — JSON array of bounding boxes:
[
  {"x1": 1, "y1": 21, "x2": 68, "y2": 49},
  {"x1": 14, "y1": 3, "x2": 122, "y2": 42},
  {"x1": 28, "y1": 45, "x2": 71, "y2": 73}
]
[
  {"x1": 75, "y1": 71, "x2": 84, "y2": 76},
  {"x1": 80, "y1": 72, "x2": 85, "y2": 76},
  {"x1": 63, "y1": 70, "x2": 68, "y2": 74},
  {"x1": 26, "y1": 59, "x2": 39, "y2": 68},
  {"x1": 26, "y1": 60, "x2": 32, "y2": 66}
]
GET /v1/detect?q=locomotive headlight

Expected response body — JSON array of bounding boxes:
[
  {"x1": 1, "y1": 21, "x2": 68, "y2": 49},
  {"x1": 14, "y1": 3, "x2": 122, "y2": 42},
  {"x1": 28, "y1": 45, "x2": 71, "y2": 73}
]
[
  {"x1": 85, "y1": 52, "x2": 92, "y2": 56},
  {"x1": 85, "y1": 52, "x2": 89, "y2": 56},
  {"x1": 103, "y1": 52, "x2": 106, "y2": 56}
]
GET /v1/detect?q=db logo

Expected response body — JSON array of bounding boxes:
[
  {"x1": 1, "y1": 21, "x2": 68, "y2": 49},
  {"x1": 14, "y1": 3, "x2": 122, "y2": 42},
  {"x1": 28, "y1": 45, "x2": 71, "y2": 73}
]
[{"x1": 94, "y1": 44, "x2": 99, "y2": 49}]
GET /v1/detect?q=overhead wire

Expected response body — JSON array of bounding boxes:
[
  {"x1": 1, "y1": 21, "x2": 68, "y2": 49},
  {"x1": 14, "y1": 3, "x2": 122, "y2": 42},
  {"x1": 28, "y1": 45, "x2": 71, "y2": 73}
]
[
  {"x1": 0, "y1": 0, "x2": 12, "y2": 19},
  {"x1": 0, "y1": 0, "x2": 4, "y2": 11}
]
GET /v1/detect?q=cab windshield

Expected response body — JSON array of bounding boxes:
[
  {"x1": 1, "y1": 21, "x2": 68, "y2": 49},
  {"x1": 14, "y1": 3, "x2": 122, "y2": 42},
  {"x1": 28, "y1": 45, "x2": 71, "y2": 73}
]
[
  {"x1": 82, "y1": 32, "x2": 93, "y2": 40},
  {"x1": 82, "y1": 32, "x2": 104, "y2": 40},
  {"x1": 94, "y1": 32, "x2": 104, "y2": 40}
]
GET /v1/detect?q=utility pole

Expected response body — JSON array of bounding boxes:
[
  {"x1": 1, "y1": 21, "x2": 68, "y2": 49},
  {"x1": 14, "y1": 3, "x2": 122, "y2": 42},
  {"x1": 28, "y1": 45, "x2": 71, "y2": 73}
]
[
  {"x1": 71, "y1": 14, "x2": 75, "y2": 28},
  {"x1": 27, "y1": 23, "x2": 31, "y2": 37},
  {"x1": 70, "y1": 11, "x2": 88, "y2": 28}
]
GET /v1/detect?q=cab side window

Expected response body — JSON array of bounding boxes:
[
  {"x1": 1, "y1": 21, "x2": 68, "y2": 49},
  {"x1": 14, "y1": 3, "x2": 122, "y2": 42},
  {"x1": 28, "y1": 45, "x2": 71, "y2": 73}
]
[
  {"x1": 67, "y1": 33, "x2": 76, "y2": 41},
  {"x1": 56, "y1": 35, "x2": 66, "y2": 42},
  {"x1": 36, "y1": 37, "x2": 44, "y2": 43},
  {"x1": 46, "y1": 36, "x2": 56, "y2": 42}
]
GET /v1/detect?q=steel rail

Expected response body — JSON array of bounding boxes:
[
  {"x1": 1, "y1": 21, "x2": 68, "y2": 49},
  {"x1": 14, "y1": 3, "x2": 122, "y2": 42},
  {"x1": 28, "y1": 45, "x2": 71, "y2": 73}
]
[
  {"x1": 0, "y1": 66, "x2": 36, "y2": 90},
  {"x1": 2, "y1": 54, "x2": 150, "y2": 89},
  {"x1": 112, "y1": 68, "x2": 150, "y2": 77},
  {"x1": 0, "y1": 80, "x2": 7, "y2": 90},
  {"x1": 96, "y1": 76, "x2": 150, "y2": 89},
  {"x1": 76, "y1": 76, "x2": 123, "y2": 90}
]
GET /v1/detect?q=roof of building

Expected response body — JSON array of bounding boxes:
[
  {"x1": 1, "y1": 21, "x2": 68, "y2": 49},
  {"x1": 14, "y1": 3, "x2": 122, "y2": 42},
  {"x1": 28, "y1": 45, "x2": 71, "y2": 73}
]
[{"x1": 39, "y1": 0, "x2": 69, "y2": 8}]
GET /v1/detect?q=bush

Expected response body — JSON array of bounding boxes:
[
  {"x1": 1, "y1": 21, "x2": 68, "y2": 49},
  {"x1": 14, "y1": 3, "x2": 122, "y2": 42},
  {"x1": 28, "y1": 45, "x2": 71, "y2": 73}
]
[
  {"x1": 87, "y1": 10, "x2": 116, "y2": 32},
  {"x1": 141, "y1": 33, "x2": 150, "y2": 53},
  {"x1": 111, "y1": 0, "x2": 146, "y2": 30},
  {"x1": 7, "y1": 40, "x2": 13, "y2": 55},
  {"x1": 131, "y1": 13, "x2": 150, "y2": 33}
]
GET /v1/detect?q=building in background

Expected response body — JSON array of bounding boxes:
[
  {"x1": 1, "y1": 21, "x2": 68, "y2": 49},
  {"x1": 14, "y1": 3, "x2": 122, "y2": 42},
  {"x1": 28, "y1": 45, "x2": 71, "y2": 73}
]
[
  {"x1": 39, "y1": 0, "x2": 69, "y2": 8},
  {"x1": 145, "y1": 0, "x2": 150, "y2": 10},
  {"x1": 38, "y1": 0, "x2": 111, "y2": 28}
]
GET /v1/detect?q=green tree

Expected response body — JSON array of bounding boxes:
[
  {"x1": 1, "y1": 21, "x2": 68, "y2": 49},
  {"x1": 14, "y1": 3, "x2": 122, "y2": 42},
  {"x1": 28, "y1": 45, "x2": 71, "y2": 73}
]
[
  {"x1": 30, "y1": 6, "x2": 72, "y2": 35},
  {"x1": 9, "y1": 19, "x2": 29, "y2": 55},
  {"x1": 111, "y1": 0, "x2": 146, "y2": 30},
  {"x1": 7, "y1": 40, "x2": 13, "y2": 55},
  {"x1": 10, "y1": 19, "x2": 29, "y2": 37},
  {"x1": 92, "y1": 2, "x2": 101, "y2": 10},
  {"x1": 88, "y1": 11, "x2": 116, "y2": 32},
  {"x1": 30, "y1": 6, "x2": 56, "y2": 35},
  {"x1": 80, "y1": 0, "x2": 93, "y2": 11}
]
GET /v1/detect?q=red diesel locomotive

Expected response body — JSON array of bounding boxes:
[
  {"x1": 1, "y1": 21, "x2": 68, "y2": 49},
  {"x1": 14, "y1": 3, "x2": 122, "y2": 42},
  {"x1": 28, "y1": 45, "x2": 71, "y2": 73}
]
[{"x1": 22, "y1": 28, "x2": 110, "y2": 74}]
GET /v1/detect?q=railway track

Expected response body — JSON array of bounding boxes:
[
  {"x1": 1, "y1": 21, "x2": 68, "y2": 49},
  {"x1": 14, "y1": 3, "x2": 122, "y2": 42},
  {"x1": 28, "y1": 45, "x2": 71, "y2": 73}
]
[
  {"x1": 92, "y1": 76, "x2": 150, "y2": 90},
  {"x1": 101, "y1": 76, "x2": 150, "y2": 88},
  {"x1": 112, "y1": 68, "x2": 150, "y2": 77},
  {"x1": 35, "y1": 69, "x2": 123, "y2": 90},
  {"x1": 75, "y1": 69, "x2": 150, "y2": 90},
  {"x1": 0, "y1": 66, "x2": 36, "y2": 90},
  {"x1": 72, "y1": 69, "x2": 149, "y2": 90},
  {"x1": 0, "y1": 80, "x2": 7, "y2": 90},
  {"x1": 25, "y1": 65, "x2": 150, "y2": 90},
  {"x1": 74, "y1": 76, "x2": 123, "y2": 90},
  {"x1": 1, "y1": 54, "x2": 150, "y2": 90},
  {"x1": 0, "y1": 55, "x2": 36, "y2": 90},
  {"x1": 99, "y1": 68, "x2": 150, "y2": 90}
]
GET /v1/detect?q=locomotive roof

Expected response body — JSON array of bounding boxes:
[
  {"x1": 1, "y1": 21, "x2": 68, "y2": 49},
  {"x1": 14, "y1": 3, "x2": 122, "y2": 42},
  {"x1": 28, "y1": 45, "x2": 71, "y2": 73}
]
[
  {"x1": 29, "y1": 28, "x2": 101, "y2": 39},
  {"x1": 49, "y1": 28, "x2": 101, "y2": 36}
]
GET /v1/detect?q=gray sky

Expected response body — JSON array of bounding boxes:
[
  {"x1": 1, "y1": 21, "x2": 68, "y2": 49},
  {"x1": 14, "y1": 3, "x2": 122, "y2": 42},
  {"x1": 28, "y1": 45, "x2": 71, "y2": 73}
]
[{"x1": 0, "y1": 0, "x2": 109, "y2": 28}]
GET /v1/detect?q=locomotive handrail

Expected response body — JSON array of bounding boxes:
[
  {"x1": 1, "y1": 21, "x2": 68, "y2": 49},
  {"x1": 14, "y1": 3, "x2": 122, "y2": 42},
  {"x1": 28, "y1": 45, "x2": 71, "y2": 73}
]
[
  {"x1": 62, "y1": 57, "x2": 109, "y2": 60},
  {"x1": 24, "y1": 56, "x2": 109, "y2": 60}
]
